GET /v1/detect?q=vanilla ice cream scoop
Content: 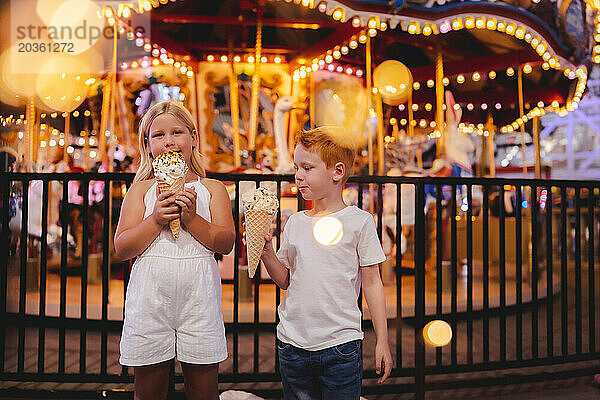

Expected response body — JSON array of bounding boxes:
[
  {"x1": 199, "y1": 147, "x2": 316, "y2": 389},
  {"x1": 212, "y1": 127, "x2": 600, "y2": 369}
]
[
  {"x1": 242, "y1": 187, "x2": 279, "y2": 215},
  {"x1": 152, "y1": 151, "x2": 188, "y2": 185}
]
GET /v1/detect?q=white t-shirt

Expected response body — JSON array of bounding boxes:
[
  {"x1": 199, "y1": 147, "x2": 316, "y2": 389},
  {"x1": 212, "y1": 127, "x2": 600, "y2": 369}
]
[{"x1": 276, "y1": 205, "x2": 387, "y2": 351}]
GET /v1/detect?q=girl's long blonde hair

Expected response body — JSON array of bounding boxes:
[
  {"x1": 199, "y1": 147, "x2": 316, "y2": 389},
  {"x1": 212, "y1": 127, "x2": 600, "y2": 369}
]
[{"x1": 133, "y1": 101, "x2": 205, "y2": 183}]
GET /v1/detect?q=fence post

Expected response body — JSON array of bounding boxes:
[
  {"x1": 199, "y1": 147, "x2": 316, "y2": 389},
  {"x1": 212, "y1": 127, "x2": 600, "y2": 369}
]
[{"x1": 414, "y1": 182, "x2": 426, "y2": 399}]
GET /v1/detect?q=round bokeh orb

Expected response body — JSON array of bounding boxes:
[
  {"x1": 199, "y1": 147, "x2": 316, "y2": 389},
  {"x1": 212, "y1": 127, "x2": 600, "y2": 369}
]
[
  {"x1": 48, "y1": 0, "x2": 104, "y2": 55},
  {"x1": 313, "y1": 216, "x2": 344, "y2": 246},
  {"x1": 423, "y1": 320, "x2": 453, "y2": 347},
  {"x1": 373, "y1": 60, "x2": 413, "y2": 106},
  {"x1": 36, "y1": 54, "x2": 92, "y2": 112},
  {"x1": 313, "y1": 75, "x2": 368, "y2": 146}
]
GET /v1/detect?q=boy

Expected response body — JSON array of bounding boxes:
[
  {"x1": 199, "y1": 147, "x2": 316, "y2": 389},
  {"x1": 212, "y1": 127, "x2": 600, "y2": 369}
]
[{"x1": 260, "y1": 126, "x2": 393, "y2": 399}]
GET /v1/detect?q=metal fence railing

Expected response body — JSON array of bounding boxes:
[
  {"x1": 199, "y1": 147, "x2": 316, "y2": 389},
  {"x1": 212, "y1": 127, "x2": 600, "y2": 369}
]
[{"x1": 1, "y1": 172, "x2": 599, "y2": 399}]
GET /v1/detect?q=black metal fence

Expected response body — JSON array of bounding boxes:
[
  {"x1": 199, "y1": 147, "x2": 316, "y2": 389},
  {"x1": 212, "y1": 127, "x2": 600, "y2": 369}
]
[{"x1": 1, "y1": 172, "x2": 599, "y2": 399}]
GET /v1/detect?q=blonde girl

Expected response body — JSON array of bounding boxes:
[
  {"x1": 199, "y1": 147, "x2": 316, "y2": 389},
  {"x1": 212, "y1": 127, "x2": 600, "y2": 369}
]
[{"x1": 114, "y1": 101, "x2": 235, "y2": 400}]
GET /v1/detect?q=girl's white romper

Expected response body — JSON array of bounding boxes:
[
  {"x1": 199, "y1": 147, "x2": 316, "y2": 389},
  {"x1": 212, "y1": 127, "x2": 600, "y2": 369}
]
[{"x1": 119, "y1": 178, "x2": 227, "y2": 366}]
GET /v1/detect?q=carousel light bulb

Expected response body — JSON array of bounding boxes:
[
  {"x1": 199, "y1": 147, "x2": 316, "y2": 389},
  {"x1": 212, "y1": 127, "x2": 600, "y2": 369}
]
[
  {"x1": 467, "y1": 103, "x2": 474, "y2": 110},
  {"x1": 398, "y1": 104, "x2": 405, "y2": 111},
  {"x1": 476, "y1": 18, "x2": 485, "y2": 29},
  {"x1": 332, "y1": 8, "x2": 344, "y2": 21},
  {"x1": 67, "y1": 146, "x2": 74, "y2": 154},
  {"x1": 506, "y1": 67, "x2": 515, "y2": 76},
  {"x1": 78, "y1": 137, "x2": 85, "y2": 146},
  {"x1": 368, "y1": 28, "x2": 377, "y2": 37},
  {"x1": 59, "y1": 138, "x2": 64, "y2": 145},
  {"x1": 336, "y1": 66, "x2": 343, "y2": 72},
  {"x1": 356, "y1": 69, "x2": 363, "y2": 77},
  {"x1": 408, "y1": 24, "x2": 417, "y2": 34},
  {"x1": 349, "y1": 40, "x2": 358, "y2": 49},
  {"x1": 325, "y1": 55, "x2": 333, "y2": 63},
  {"x1": 302, "y1": 0, "x2": 310, "y2": 6},
  {"x1": 352, "y1": 16, "x2": 361, "y2": 27},
  {"x1": 380, "y1": 22, "x2": 387, "y2": 31},
  {"x1": 457, "y1": 74, "x2": 465, "y2": 84},
  {"x1": 327, "y1": 64, "x2": 334, "y2": 71},
  {"x1": 497, "y1": 21, "x2": 506, "y2": 31},
  {"x1": 481, "y1": 103, "x2": 488, "y2": 110},
  {"x1": 472, "y1": 72, "x2": 481, "y2": 81},
  {"x1": 412, "y1": 104, "x2": 418, "y2": 111},
  {"x1": 233, "y1": 55, "x2": 241, "y2": 63},
  {"x1": 531, "y1": 37, "x2": 539, "y2": 46},
  {"x1": 346, "y1": 67, "x2": 353, "y2": 74},
  {"x1": 495, "y1": 103, "x2": 501, "y2": 109},
  {"x1": 368, "y1": 18, "x2": 377, "y2": 29},
  {"x1": 427, "y1": 79, "x2": 434, "y2": 87},
  {"x1": 419, "y1": 119, "x2": 426, "y2": 127},
  {"x1": 400, "y1": 119, "x2": 407, "y2": 125},
  {"x1": 425, "y1": 103, "x2": 432, "y2": 111},
  {"x1": 413, "y1": 82, "x2": 420, "y2": 90},
  {"x1": 40, "y1": 140, "x2": 47, "y2": 148},
  {"x1": 443, "y1": 77, "x2": 450, "y2": 86},
  {"x1": 73, "y1": 111, "x2": 79, "y2": 117},
  {"x1": 430, "y1": 121, "x2": 436, "y2": 128},
  {"x1": 341, "y1": 46, "x2": 349, "y2": 55},
  {"x1": 390, "y1": 117, "x2": 397, "y2": 125},
  {"x1": 89, "y1": 137, "x2": 96, "y2": 146},
  {"x1": 333, "y1": 50, "x2": 341, "y2": 59},
  {"x1": 207, "y1": 55, "x2": 214, "y2": 62},
  {"x1": 359, "y1": 33, "x2": 367, "y2": 43},
  {"x1": 247, "y1": 55, "x2": 255, "y2": 63},
  {"x1": 423, "y1": 26, "x2": 432, "y2": 36},
  {"x1": 487, "y1": 70, "x2": 496, "y2": 79},
  {"x1": 318, "y1": 1, "x2": 327, "y2": 12},
  {"x1": 515, "y1": 28, "x2": 525, "y2": 39},
  {"x1": 523, "y1": 64, "x2": 532, "y2": 73},
  {"x1": 153, "y1": 59, "x2": 160, "y2": 66},
  {"x1": 274, "y1": 56, "x2": 282, "y2": 63}
]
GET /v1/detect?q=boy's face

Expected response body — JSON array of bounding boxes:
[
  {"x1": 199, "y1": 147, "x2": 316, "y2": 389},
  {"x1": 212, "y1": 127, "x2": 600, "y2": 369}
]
[{"x1": 293, "y1": 144, "x2": 337, "y2": 200}]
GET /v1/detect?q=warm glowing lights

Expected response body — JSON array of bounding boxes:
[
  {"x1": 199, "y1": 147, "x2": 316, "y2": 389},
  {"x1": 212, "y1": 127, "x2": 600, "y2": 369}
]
[
  {"x1": 352, "y1": 16, "x2": 361, "y2": 27},
  {"x1": 442, "y1": 77, "x2": 450, "y2": 86},
  {"x1": 523, "y1": 64, "x2": 532, "y2": 74},
  {"x1": 313, "y1": 216, "x2": 344, "y2": 246},
  {"x1": 274, "y1": 56, "x2": 282, "y2": 63},
  {"x1": 207, "y1": 55, "x2": 214, "y2": 62},
  {"x1": 220, "y1": 55, "x2": 228, "y2": 62},
  {"x1": 506, "y1": 67, "x2": 515, "y2": 76},
  {"x1": 427, "y1": 79, "x2": 434, "y2": 88},
  {"x1": 413, "y1": 82, "x2": 420, "y2": 90},
  {"x1": 472, "y1": 72, "x2": 481, "y2": 81},
  {"x1": 456, "y1": 75, "x2": 465, "y2": 84},
  {"x1": 332, "y1": 8, "x2": 344, "y2": 21}
]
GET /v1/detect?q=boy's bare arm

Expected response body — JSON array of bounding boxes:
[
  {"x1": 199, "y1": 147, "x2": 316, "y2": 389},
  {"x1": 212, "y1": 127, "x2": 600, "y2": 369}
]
[
  {"x1": 362, "y1": 265, "x2": 393, "y2": 383},
  {"x1": 260, "y1": 235, "x2": 289, "y2": 289}
]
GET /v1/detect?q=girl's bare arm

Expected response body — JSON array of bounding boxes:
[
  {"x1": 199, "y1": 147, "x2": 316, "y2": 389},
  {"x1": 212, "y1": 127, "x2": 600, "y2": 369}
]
[{"x1": 114, "y1": 181, "x2": 179, "y2": 260}]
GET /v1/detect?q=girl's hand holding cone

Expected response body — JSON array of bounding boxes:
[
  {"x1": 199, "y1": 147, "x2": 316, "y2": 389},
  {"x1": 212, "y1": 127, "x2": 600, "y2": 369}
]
[
  {"x1": 152, "y1": 187, "x2": 180, "y2": 226},
  {"x1": 175, "y1": 187, "x2": 197, "y2": 226}
]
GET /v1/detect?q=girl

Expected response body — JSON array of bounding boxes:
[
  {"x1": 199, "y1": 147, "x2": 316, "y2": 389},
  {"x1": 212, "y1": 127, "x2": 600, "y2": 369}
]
[{"x1": 114, "y1": 101, "x2": 235, "y2": 400}]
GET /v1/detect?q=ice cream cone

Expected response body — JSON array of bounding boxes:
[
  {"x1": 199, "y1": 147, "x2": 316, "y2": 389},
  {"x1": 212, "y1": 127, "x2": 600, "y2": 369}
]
[
  {"x1": 157, "y1": 176, "x2": 185, "y2": 239},
  {"x1": 245, "y1": 209, "x2": 274, "y2": 278}
]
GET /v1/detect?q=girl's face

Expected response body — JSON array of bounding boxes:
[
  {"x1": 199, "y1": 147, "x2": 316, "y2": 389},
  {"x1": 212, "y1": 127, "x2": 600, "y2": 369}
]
[{"x1": 147, "y1": 113, "x2": 195, "y2": 164}]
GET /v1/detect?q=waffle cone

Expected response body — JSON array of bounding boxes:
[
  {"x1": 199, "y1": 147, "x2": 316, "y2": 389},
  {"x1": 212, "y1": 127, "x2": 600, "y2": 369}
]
[
  {"x1": 245, "y1": 209, "x2": 274, "y2": 278},
  {"x1": 157, "y1": 177, "x2": 185, "y2": 239}
]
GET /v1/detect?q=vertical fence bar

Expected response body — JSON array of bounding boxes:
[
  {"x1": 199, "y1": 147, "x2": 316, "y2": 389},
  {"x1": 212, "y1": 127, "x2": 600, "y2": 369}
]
[
  {"x1": 482, "y1": 184, "x2": 489, "y2": 363},
  {"x1": 275, "y1": 180, "x2": 282, "y2": 373},
  {"x1": 38, "y1": 180, "x2": 49, "y2": 373},
  {"x1": 560, "y1": 186, "x2": 568, "y2": 356},
  {"x1": 499, "y1": 184, "x2": 506, "y2": 361},
  {"x1": 79, "y1": 179, "x2": 89, "y2": 375},
  {"x1": 414, "y1": 182, "x2": 426, "y2": 400},
  {"x1": 122, "y1": 180, "x2": 132, "y2": 377},
  {"x1": 450, "y1": 184, "x2": 457, "y2": 365},
  {"x1": 0, "y1": 175, "x2": 9, "y2": 373},
  {"x1": 588, "y1": 185, "x2": 595, "y2": 354},
  {"x1": 530, "y1": 184, "x2": 538, "y2": 359},
  {"x1": 233, "y1": 181, "x2": 240, "y2": 374},
  {"x1": 546, "y1": 186, "x2": 553, "y2": 358},
  {"x1": 515, "y1": 185, "x2": 522, "y2": 361},
  {"x1": 101, "y1": 178, "x2": 110, "y2": 375},
  {"x1": 466, "y1": 184, "x2": 473, "y2": 364},
  {"x1": 435, "y1": 184, "x2": 442, "y2": 366},
  {"x1": 18, "y1": 179, "x2": 29, "y2": 373},
  {"x1": 395, "y1": 182, "x2": 402, "y2": 367},
  {"x1": 59, "y1": 179, "x2": 68, "y2": 374},
  {"x1": 574, "y1": 187, "x2": 581, "y2": 354}
]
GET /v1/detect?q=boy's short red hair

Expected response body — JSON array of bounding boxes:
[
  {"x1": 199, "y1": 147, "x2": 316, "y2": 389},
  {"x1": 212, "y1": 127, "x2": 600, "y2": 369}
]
[{"x1": 295, "y1": 126, "x2": 356, "y2": 181}]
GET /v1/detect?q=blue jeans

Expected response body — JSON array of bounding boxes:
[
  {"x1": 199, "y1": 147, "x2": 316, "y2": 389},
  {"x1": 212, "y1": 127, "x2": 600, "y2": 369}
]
[{"x1": 277, "y1": 339, "x2": 363, "y2": 400}]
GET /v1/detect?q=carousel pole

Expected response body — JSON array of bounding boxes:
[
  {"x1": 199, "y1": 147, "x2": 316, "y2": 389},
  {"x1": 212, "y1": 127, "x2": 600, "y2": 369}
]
[
  {"x1": 375, "y1": 90, "x2": 385, "y2": 175},
  {"x1": 64, "y1": 113, "x2": 70, "y2": 162},
  {"x1": 533, "y1": 116, "x2": 541, "y2": 178},
  {"x1": 26, "y1": 98, "x2": 35, "y2": 170},
  {"x1": 486, "y1": 113, "x2": 496, "y2": 177},
  {"x1": 108, "y1": 25, "x2": 118, "y2": 173},
  {"x1": 366, "y1": 35, "x2": 373, "y2": 176},
  {"x1": 518, "y1": 67, "x2": 527, "y2": 177},
  {"x1": 248, "y1": 14, "x2": 263, "y2": 165},
  {"x1": 228, "y1": 39, "x2": 241, "y2": 168},
  {"x1": 309, "y1": 70, "x2": 315, "y2": 129},
  {"x1": 435, "y1": 46, "x2": 445, "y2": 156}
]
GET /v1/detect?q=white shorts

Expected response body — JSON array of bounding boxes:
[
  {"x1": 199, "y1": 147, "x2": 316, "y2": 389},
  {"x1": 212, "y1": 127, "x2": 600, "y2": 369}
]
[{"x1": 119, "y1": 254, "x2": 228, "y2": 366}]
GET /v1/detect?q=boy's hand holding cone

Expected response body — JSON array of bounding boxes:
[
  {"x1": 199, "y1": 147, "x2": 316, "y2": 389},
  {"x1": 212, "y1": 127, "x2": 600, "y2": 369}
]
[
  {"x1": 242, "y1": 187, "x2": 279, "y2": 278},
  {"x1": 152, "y1": 151, "x2": 188, "y2": 239}
]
